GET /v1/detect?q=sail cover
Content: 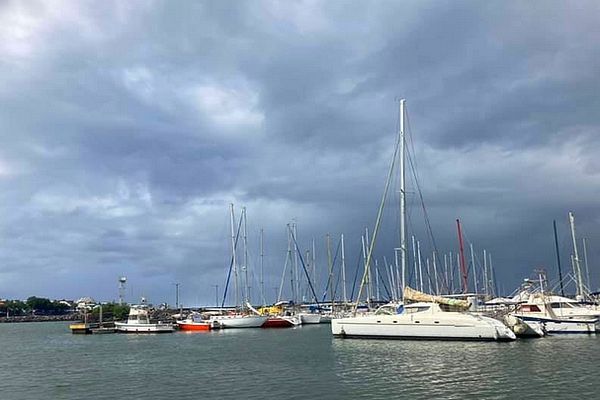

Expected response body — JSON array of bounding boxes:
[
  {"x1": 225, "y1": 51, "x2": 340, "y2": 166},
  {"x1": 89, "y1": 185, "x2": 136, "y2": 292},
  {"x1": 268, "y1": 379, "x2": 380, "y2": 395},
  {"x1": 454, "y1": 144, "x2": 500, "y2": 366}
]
[{"x1": 403, "y1": 286, "x2": 470, "y2": 309}]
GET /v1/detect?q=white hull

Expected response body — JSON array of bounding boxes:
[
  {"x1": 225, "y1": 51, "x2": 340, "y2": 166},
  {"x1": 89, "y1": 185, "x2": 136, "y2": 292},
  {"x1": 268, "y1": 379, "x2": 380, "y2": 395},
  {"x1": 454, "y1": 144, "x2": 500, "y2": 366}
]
[
  {"x1": 115, "y1": 322, "x2": 174, "y2": 333},
  {"x1": 209, "y1": 315, "x2": 268, "y2": 328},
  {"x1": 332, "y1": 312, "x2": 515, "y2": 341},
  {"x1": 299, "y1": 313, "x2": 321, "y2": 324},
  {"x1": 515, "y1": 315, "x2": 597, "y2": 334}
]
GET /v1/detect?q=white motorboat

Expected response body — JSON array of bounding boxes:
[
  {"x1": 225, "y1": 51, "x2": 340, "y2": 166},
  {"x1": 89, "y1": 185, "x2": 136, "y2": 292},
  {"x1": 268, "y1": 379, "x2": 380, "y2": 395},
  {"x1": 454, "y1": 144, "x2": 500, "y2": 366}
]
[
  {"x1": 115, "y1": 304, "x2": 174, "y2": 333},
  {"x1": 509, "y1": 295, "x2": 597, "y2": 334},
  {"x1": 545, "y1": 295, "x2": 600, "y2": 325},
  {"x1": 332, "y1": 301, "x2": 516, "y2": 341}
]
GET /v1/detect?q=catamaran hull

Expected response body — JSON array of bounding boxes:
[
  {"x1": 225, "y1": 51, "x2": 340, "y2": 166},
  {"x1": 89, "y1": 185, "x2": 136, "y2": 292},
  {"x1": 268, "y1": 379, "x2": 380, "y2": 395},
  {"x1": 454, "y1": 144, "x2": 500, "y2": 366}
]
[{"x1": 331, "y1": 316, "x2": 516, "y2": 341}]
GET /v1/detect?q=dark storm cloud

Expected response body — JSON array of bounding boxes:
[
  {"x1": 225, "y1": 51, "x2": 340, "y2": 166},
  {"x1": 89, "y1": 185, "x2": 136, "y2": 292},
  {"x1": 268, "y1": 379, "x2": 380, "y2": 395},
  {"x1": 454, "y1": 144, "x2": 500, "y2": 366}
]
[{"x1": 1, "y1": 0, "x2": 599, "y2": 304}]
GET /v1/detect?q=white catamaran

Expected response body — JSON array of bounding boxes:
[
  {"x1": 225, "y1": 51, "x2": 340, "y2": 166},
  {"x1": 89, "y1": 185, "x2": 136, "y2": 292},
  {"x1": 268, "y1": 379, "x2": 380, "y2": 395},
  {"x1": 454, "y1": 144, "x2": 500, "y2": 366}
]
[{"x1": 330, "y1": 99, "x2": 515, "y2": 341}]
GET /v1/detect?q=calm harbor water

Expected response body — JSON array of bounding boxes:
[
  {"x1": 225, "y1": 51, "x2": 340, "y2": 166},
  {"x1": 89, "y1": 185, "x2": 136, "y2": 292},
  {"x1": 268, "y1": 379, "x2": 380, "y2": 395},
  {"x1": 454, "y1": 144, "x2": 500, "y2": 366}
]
[{"x1": 1, "y1": 322, "x2": 599, "y2": 399}]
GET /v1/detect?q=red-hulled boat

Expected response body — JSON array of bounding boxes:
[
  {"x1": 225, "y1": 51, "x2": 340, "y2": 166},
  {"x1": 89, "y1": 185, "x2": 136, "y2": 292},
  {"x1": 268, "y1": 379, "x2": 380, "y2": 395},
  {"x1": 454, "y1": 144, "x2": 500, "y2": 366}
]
[
  {"x1": 261, "y1": 315, "x2": 302, "y2": 328},
  {"x1": 176, "y1": 314, "x2": 217, "y2": 331}
]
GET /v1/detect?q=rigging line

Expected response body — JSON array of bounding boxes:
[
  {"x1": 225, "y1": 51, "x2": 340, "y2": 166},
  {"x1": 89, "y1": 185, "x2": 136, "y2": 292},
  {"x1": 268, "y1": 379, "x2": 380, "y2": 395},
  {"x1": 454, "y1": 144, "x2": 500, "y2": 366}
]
[
  {"x1": 377, "y1": 264, "x2": 393, "y2": 300},
  {"x1": 323, "y1": 238, "x2": 342, "y2": 302},
  {"x1": 353, "y1": 113, "x2": 401, "y2": 313},
  {"x1": 221, "y1": 214, "x2": 244, "y2": 308},
  {"x1": 405, "y1": 143, "x2": 445, "y2": 294},
  {"x1": 406, "y1": 146, "x2": 438, "y2": 254},
  {"x1": 321, "y1": 236, "x2": 342, "y2": 302},
  {"x1": 289, "y1": 227, "x2": 321, "y2": 306},
  {"x1": 405, "y1": 107, "x2": 439, "y2": 255},
  {"x1": 349, "y1": 246, "x2": 363, "y2": 302}
]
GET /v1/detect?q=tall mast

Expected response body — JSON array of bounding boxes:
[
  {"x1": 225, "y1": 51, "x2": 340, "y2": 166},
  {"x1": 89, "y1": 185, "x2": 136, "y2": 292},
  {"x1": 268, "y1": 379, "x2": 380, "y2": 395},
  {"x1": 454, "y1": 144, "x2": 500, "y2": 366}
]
[
  {"x1": 386, "y1": 257, "x2": 396, "y2": 300},
  {"x1": 456, "y1": 219, "x2": 469, "y2": 293},
  {"x1": 352, "y1": 99, "x2": 404, "y2": 313},
  {"x1": 470, "y1": 243, "x2": 478, "y2": 295},
  {"x1": 433, "y1": 252, "x2": 439, "y2": 295},
  {"x1": 287, "y1": 224, "x2": 294, "y2": 302},
  {"x1": 293, "y1": 222, "x2": 299, "y2": 303},
  {"x1": 583, "y1": 238, "x2": 591, "y2": 293},
  {"x1": 444, "y1": 254, "x2": 449, "y2": 294},
  {"x1": 327, "y1": 233, "x2": 334, "y2": 310},
  {"x1": 553, "y1": 220, "x2": 565, "y2": 296},
  {"x1": 399, "y1": 99, "x2": 407, "y2": 302},
  {"x1": 242, "y1": 207, "x2": 249, "y2": 304},
  {"x1": 394, "y1": 247, "x2": 401, "y2": 300},
  {"x1": 277, "y1": 227, "x2": 290, "y2": 302},
  {"x1": 341, "y1": 234, "x2": 347, "y2": 303},
  {"x1": 417, "y1": 240, "x2": 423, "y2": 292},
  {"x1": 365, "y1": 227, "x2": 373, "y2": 302},
  {"x1": 375, "y1": 261, "x2": 380, "y2": 301},
  {"x1": 456, "y1": 253, "x2": 461, "y2": 293},
  {"x1": 230, "y1": 203, "x2": 239, "y2": 308},
  {"x1": 411, "y1": 235, "x2": 417, "y2": 291},
  {"x1": 393, "y1": 249, "x2": 399, "y2": 298},
  {"x1": 260, "y1": 228, "x2": 265, "y2": 306},
  {"x1": 568, "y1": 211, "x2": 585, "y2": 298},
  {"x1": 483, "y1": 249, "x2": 488, "y2": 297},
  {"x1": 312, "y1": 238, "x2": 317, "y2": 303},
  {"x1": 426, "y1": 258, "x2": 432, "y2": 293},
  {"x1": 361, "y1": 234, "x2": 370, "y2": 302},
  {"x1": 449, "y1": 251, "x2": 454, "y2": 293},
  {"x1": 489, "y1": 252, "x2": 496, "y2": 297}
]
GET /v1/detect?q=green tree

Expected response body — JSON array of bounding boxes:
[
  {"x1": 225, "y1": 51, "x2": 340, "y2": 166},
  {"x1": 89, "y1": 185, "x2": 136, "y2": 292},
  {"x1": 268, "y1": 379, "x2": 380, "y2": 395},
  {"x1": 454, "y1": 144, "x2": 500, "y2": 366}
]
[{"x1": 90, "y1": 303, "x2": 130, "y2": 321}]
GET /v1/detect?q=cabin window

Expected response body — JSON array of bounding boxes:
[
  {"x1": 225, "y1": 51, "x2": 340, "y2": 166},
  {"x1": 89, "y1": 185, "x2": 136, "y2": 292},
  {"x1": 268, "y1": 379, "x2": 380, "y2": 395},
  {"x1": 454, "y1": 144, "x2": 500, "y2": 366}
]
[
  {"x1": 439, "y1": 303, "x2": 463, "y2": 312},
  {"x1": 405, "y1": 306, "x2": 430, "y2": 314},
  {"x1": 521, "y1": 305, "x2": 541, "y2": 312},
  {"x1": 551, "y1": 302, "x2": 573, "y2": 309}
]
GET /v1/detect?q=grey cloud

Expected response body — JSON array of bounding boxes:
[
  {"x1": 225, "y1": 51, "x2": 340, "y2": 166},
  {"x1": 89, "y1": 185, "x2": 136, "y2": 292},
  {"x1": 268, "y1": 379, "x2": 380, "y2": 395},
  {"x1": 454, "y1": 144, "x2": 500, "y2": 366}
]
[{"x1": 1, "y1": 1, "x2": 599, "y2": 303}]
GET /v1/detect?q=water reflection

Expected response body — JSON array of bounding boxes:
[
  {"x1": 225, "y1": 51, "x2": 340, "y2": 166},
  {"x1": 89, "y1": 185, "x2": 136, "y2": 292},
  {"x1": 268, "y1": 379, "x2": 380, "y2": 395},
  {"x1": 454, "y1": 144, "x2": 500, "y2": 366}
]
[{"x1": 331, "y1": 336, "x2": 600, "y2": 399}]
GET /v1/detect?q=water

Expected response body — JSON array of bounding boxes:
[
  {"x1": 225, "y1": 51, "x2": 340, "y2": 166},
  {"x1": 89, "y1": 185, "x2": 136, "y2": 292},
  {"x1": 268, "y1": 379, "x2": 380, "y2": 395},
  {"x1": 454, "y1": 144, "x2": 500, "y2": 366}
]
[{"x1": 1, "y1": 322, "x2": 599, "y2": 399}]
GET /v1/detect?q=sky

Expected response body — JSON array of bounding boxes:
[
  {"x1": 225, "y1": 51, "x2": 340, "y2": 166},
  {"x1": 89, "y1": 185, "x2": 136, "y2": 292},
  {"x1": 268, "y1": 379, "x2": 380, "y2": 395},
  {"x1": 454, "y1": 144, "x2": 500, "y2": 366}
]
[{"x1": 1, "y1": 0, "x2": 599, "y2": 306}]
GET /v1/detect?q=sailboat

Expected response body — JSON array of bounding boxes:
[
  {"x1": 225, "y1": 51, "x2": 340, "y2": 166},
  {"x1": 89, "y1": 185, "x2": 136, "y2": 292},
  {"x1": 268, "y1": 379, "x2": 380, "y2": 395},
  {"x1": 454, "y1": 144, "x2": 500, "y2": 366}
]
[
  {"x1": 332, "y1": 286, "x2": 515, "y2": 340},
  {"x1": 210, "y1": 205, "x2": 268, "y2": 329},
  {"x1": 330, "y1": 99, "x2": 515, "y2": 341}
]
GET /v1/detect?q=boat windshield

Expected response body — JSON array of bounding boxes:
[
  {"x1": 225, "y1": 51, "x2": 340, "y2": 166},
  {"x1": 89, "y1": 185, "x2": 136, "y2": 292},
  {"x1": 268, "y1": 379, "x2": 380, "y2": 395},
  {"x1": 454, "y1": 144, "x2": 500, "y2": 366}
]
[{"x1": 374, "y1": 305, "x2": 400, "y2": 315}]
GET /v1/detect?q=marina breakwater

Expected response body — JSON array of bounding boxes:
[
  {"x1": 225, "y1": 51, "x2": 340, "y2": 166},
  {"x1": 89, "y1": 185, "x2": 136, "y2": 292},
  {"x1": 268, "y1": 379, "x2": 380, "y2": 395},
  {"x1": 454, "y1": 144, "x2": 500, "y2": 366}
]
[{"x1": 0, "y1": 314, "x2": 79, "y2": 323}]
